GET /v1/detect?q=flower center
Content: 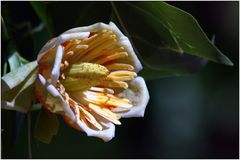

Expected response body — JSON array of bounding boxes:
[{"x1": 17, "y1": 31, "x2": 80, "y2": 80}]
[{"x1": 54, "y1": 30, "x2": 138, "y2": 130}]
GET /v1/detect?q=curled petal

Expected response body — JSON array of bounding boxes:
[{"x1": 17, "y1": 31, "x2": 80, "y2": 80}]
[
  {"x1": 38, "y1": 32, "x2": 90, "y2": 61},
  {"x1": 62, "y1": 113, "x2": 115, "y2": 142},
  {"x1": 64, "y1": 22, "x2": 111, "y2": 34},
  {"x1": 38, "y1": 74, "x2": 75, "y2": 121},
  {"x1": 51, "y1": 45, "x2": 64, "y2": 84},
  {"x1": 109, "y1": 22, "x2": 143, "y2": 73},
  {"x1": 117, "y1": 38, "x2": 143, "y2": 73},
  {"x1": 76, "y1": 120, "x2": 115, "y2": 142},
  {"x1": 115, "y1": 77, "x2": 150, "y2": 118}
]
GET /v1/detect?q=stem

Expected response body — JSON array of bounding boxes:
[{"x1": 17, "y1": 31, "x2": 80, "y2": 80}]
[
  {"x1": 3, "y1": 61, "x2": 8, "y2": 75},
  {"x1": 27, "y1": 112, "x2": 32, "y2": 159}
]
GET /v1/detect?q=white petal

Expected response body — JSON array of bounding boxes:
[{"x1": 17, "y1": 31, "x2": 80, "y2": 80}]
[
  {"x1": 38, "y1": 74, "x2": 75, "y2": 121},
  {"x1": 64, "y1": 22, "x2": 111, "y2": 34},
  {"x1": 76, "y1": 120, "x2": 115, "y2": 142},
  {"x1": 51, "y1": 45, "x2": 64, "y2": 84},
  {"x1": 109, "y1": 22, "x2": 143, "y2": 73},
  {"x1": 117, "y1": 39, "x2": 143, "y2": 73},
  {"x1": 116, "y1": 77, "x2": 150, "y2": 118},
  {"x1": 109, "y1": 22, "x2": 125, "y2": 38},
  {"x1": 1, "y1": 61, "x2": 37, "y2": 91},
  {"x1": 38, "y1": 32, "x2": 90, "y2": 61}
]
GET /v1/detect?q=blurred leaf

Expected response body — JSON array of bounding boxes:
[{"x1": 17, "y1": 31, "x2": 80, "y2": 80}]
[
  {"x1": 111, "y1": 2, "x2": 233, "y2": 78},
  {"x1": 139, "y1": 67, "x2": 177, "y2": 80},
  {"x1": 1, "y1": 61, "x2": 38, "y2": 113},
  {"x1": 30, "y1": 23, "x2": 51, "y2": 56},
  {"x1": 30, "y1": 2, "x2": 53, "y2": 36},
  {"x1": 34, "y1": 109, "x2": 59, "y2": 144},
  {"x1": 30, "y1": 2, "x2": 112, "y2": 36}
]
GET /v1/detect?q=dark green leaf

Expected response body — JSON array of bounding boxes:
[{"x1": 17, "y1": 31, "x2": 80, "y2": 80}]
[
  {"x1": 30, "y1": 1, "x2": 233, "y2": 79},
  {"x1": 30, "y1": 23, "x2": 51, "y2": 56},
  {"x1": 111, "y1": 2, "x2": 233, "y2": 78},
  {"x1": 30, "y1": 2, "x2": 112, "y2": 36},
  {"x1": 34, "y1": 109, "x2": 59, "y2": 144},
  {"x1": 138, "y1": 67, "x2": 178, "y2": 80},
  {"x1": 30, "y1": 2, "x2": 53, "y2": 36},
  {"x1": 132, "y1": 35, "x2": 208, "y2": 79}
]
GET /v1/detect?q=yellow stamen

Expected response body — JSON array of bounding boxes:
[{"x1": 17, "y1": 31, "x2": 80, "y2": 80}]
[
  {"x1": 88, "y1": 103, "x2": 121, "y2": 125},
  {"x1": 68, "y1": 45, "x2": 88, "y2": 62},
  {"x1": 78, "y1": 106, "x2": 103, "y2": 130},
  {"x1": 81, "y1": 38, "x2": 117, "y2": 62},
  {"x1": 61, "y1": 77, "x2": 100, "y2": 92},
  {"x1": 82, "y1": 33, "x2": 99, "y2": 43},
  {"x1": 61, "y1": 73, "x2": 66, "y2": 79},
  {"x1": 106, "y1": 70, "x2": 137, "y2": 81},
  {"x1": 64, "y1": 51, "x2": 74, "y2": 60},
  {"x1": 89, "y1": 87, "x2": 114, "y2": 94},
  {"x1": 100, "y1": 80, "x2": 128, "y2": 89},
  {"x1": 83, "y1": 91, "x2": 110, "y2": 104},
  {"x1": 64, "y1": 41, "x2": 80, "y2": 53},
  {"x1": 106, "y1": 63, "x2": 134, "y2": 71},
  {"x1": 106, "y1": 99, "x2": 132, "y2": 109},
  {"x1": 60, "y1": 60, "x2": 70, "y2": 71},
  {"x1": 109, "y1": 46, "x2": 125, "y2": 53},
  {"x1": 64, "y1": 42, "x2": 72, "y2": 51},
  {"x1": 64, "y1": 60, "x2": 69, "y2": 67},
  {"x1": 94, "y1": 52, "x2": 128, "y2": 64},
  {"x1": 71, "y1": 90, "x2": 132, "y2": 111},
  {"x1": 109, "y1": 70, "x2": 136, "y2": 76},
  {"x1": 69, "y1": 31, "x2": 114, "y2": 63}
]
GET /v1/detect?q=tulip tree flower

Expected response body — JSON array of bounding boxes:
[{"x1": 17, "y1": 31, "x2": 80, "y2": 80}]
[{"x1": 2, "y1": 22, "x2": 150, "y2": 142}]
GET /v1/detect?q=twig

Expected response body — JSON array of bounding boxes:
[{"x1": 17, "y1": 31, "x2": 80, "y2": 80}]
[{"x1": 27, "y1": 112, "x2": 32, "y2": 159}]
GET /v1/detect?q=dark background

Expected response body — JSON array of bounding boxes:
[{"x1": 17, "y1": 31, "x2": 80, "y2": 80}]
[{"x1": 1, "y1": 1, "x2": 239, "y2": 158}]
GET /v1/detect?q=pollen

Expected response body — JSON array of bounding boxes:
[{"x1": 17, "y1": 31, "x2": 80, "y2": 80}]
[{"x1": 65, "y1": 62, "x2": 109, "y2": 78}]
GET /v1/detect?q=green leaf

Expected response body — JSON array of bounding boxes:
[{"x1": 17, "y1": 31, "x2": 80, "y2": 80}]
[
  {"x1": 34, "y1": 109, "x2": 59, "y2": 144},
  {"x1": 111, "y1": 2, "x2": 233, "y2": 78},
  {"x1": 132, "y1": 35, "x2": 208, "y2": 79},
  {"x1": 30, "y1": 1, "x2": 233, "y2": 79},
  {"x1": 138, "y1": 67, "x2": 177, "y2": 80},
  {"x1": 1, "y1": 61, "x2": 38, "y2": 112}
]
